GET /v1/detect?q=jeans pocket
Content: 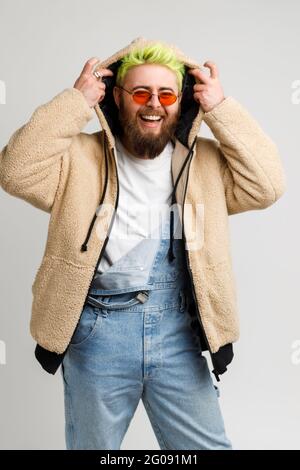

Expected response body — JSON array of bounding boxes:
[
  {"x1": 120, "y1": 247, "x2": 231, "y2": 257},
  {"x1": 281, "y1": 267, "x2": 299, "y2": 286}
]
[
  {"x1": 87, "y1": 291, "x2": 149, "y2": 311},
  {"x1": 70, "y1": 303, "x2": 102, "y2": 347}
]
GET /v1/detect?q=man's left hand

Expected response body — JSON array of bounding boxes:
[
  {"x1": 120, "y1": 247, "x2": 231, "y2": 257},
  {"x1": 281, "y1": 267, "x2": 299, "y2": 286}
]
[{"x1": 188, "y1": 62, "x2": 225, "y2": 112}]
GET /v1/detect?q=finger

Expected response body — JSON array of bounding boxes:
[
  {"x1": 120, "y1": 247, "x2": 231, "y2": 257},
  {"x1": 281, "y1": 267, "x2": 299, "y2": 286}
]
[
  {"x1": 81, "y1": 57, "x2": 100, "y2": 76},
  {"x1": 188, "y1": 67, "x2": 210, "y2": 85},
  {"x1": 98, "y1": 81, "x2": 107, "y2": 92},
  {"x1": 194, "y1": 83, "x2": 207, "y2": 92},
  {"x1": 203, "y1": 61, "x2": 218, "y2": 79},
  {"x1": 94, "y1": 68, "x2": 114, "y2": 79},
  {"x1": 193, "y1": 91, "x2": 205, "y2": 104}
]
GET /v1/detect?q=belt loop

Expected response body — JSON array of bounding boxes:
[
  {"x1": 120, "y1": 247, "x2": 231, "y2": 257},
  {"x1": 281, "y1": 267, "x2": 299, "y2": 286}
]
[{"x1": 101, "y1": 307, "x2": 108, "y2": 317}]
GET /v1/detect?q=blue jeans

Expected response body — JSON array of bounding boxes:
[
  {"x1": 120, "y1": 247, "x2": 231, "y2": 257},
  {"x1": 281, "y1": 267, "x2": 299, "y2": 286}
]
[{"x1": 61, "y1": 218, "x2": 232, "y2": 450}]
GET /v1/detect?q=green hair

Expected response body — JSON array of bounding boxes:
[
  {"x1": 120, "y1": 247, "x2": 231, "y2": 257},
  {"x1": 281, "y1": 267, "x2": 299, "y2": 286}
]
[{"x1": 116, "y1": 42, "x2": 186, "y2": 93}]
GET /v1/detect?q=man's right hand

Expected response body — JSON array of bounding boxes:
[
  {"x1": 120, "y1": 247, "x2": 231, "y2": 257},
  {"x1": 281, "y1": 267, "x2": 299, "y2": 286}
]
[{"x1": 73, "y1": 57, "x2": 114, "y2": 108}]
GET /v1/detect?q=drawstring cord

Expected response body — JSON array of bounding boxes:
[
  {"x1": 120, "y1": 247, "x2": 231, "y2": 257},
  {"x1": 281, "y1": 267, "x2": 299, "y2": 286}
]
[
  {"x1": 167, "y1": 136, "x2": 197, "y2": 263},
  {"x1": 80, "y1": 136, "x2": 109, "y2": 252}
]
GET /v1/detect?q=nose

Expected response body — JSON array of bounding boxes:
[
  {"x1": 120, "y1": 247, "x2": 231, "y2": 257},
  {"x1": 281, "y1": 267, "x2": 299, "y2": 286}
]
[{"x1": 146, "y1": 93, "x2": 161, "y2": 108}]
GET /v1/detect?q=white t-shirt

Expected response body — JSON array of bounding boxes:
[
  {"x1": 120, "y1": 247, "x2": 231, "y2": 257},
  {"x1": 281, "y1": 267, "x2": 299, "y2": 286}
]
[{"x1": 97, "y1": 135, "x2": 174, "y2": 277}]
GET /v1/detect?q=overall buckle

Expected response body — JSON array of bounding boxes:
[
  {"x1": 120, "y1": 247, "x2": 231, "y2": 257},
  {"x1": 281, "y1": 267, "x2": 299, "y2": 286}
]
[{"x1": 135, "y1": 291, "x2": 149, "y2": 304}]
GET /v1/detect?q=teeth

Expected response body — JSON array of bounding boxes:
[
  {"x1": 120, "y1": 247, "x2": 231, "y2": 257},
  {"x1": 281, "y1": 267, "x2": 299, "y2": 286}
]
[{"x1": 141, "y1": 115, "x2": 162, "y2": 121}]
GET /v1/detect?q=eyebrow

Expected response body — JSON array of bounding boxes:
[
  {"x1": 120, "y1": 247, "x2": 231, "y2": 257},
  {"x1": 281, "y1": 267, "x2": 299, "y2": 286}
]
[{"x1": 132, "y1": 86, "x2": 175, "y2": 92}]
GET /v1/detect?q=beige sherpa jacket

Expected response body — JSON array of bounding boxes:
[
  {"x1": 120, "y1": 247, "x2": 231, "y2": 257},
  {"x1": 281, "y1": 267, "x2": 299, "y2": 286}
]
[{"x1": 0, "y1": 37, "x2": 286, "y2": 371}]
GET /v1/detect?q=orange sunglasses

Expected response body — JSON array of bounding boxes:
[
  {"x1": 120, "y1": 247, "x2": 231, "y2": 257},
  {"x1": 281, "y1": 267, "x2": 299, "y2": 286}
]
[{"x1": 116, "y1": 85, "x2": 180, "y2": 106}]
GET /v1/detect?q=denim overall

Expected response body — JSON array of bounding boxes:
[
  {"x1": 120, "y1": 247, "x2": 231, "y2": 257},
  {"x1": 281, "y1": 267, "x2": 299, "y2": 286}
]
[{"x1": 61, "y1": 209, "x2": 232, "y2": 450}]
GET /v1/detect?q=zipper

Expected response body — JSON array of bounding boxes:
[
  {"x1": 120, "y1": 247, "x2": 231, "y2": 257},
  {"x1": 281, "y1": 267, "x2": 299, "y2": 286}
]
[{"x1": 178, "y1": 147, "x2": 220, "y2": 382}]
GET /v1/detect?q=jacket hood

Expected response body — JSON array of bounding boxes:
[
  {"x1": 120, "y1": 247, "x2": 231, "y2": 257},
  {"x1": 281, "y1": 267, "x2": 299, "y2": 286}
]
[{"x1": 91, "y1": 36, "x2": 205, "y2": 150}]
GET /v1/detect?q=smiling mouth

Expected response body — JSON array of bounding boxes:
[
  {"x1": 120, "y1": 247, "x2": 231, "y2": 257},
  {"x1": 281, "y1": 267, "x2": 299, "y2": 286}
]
[{"x1": 139, "y1": 115, "x2": 164, "y2": 128}]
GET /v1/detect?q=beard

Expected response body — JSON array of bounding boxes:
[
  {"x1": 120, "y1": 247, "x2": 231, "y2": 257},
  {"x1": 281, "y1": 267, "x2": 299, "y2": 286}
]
[{"x1": 117, "y1": 96, "x2": 180, "y2": 159}]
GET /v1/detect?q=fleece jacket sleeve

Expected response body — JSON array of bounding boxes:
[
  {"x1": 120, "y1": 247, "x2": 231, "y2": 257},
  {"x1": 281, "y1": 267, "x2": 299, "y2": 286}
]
[
  {"x1": 203, "y1": 96, "x2": 287, "y2": 215},
  {"x1": 0, "y1": 87, "x2": 94, "y2": 212}
]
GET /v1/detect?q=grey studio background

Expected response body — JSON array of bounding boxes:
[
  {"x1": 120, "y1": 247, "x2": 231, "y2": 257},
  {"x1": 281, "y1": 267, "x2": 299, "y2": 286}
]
[{"x1": 0, "y1": 0, "x2": 299, "y2": 450}]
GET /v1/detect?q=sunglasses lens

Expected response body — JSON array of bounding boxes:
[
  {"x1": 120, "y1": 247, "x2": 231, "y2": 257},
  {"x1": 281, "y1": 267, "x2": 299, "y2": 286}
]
[
  {"x1": 159, "y1": 92, "x2": 177, "y2": 105},
  {"x1": 133, "y1": 91, "x2": 177, "y2": 105},
  {"x1": 133, "y1": 91, "x2": 151, "y2": 104}
]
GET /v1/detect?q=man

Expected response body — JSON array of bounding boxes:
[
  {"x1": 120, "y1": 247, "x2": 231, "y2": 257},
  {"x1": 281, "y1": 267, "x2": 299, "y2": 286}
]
[{"x1": 0, "y1": 37, "x2": 286, "y2": 450}]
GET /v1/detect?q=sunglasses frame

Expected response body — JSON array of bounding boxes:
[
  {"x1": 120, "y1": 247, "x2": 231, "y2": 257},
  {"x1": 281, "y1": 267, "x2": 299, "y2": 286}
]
[{"x1": 115, "y1": 85, "x2": 181, "y2": 106}]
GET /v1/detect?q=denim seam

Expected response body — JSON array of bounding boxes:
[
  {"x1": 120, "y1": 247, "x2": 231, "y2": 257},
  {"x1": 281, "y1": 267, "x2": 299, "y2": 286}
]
[
  {"x1": 142, "y1": 396, "x2": 170, "y2": 450},
  {"x1": 62, "y1": 361, "x2": 75, "y2": 449}
]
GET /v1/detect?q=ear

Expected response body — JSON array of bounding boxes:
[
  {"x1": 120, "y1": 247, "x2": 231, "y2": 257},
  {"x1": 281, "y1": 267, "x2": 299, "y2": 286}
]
[{"x1": 113, "y1": 86, "x2": 120, "y2": 109}]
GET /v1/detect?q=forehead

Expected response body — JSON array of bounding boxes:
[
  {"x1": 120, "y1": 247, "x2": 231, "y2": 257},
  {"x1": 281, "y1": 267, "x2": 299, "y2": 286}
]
[{"x1": 123, "y1": 64, "x2": 178, "y2": 91}]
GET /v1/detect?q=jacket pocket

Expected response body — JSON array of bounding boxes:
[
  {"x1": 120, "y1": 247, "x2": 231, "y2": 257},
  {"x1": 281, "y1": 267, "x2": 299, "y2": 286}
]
[
  {"x1": 30, "y1": 254, "x2": 96, "y2": 354},
  {"x1": 203, "y1": 260, "x2": 238, "y2": 312},
  {"x1": 199, "y1": 260, "x2": 240, "y2": 349},
  {"x1": 32, "y1": 255, "x2": 52, "y2": 295}
]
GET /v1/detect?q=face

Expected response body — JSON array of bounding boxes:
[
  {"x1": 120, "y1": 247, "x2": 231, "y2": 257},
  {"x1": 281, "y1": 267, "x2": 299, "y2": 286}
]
[{"x1": 113, "y1": 64, "x2": 182, "y2": 159}]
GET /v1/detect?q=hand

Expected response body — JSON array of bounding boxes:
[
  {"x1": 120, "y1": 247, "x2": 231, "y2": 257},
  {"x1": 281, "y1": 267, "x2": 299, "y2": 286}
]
[
  {"x1": 188, "y1": 61, "x2": 225, "y2": 112},
  {"x1": 73, "y1": 57, "x2": 114, "y2": 108}
]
